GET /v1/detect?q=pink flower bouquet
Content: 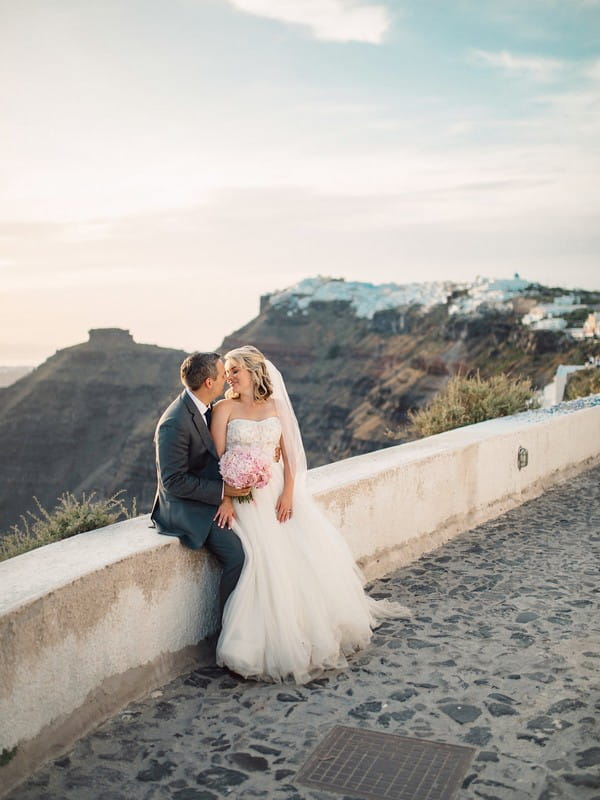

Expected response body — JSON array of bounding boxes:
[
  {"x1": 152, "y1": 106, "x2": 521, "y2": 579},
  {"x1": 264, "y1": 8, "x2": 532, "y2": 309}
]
[{"x1": 219, "y1": 445, "x2": 272, "y2": 503}]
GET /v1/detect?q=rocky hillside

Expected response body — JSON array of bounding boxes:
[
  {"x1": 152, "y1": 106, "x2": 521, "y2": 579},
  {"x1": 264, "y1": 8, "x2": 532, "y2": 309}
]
[
  {"x1": 222, "y1": 277, "x2": 599, "y2": 465},
  {"x1": 1, "y1": 278, "x2": 598, "y2": 533},
  {"x1": 0, "y1": 330, "x2": 185, "y2": 532}
]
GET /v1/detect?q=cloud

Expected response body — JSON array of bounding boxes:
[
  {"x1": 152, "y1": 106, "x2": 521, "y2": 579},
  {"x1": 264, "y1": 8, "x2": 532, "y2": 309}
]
[
  {"x1": 225, "y1": 0, "x2": 390, "y2": 43},
  {"x1": 446, "y1": 120, "x2": 476, "y2": 137},
  {"x1": 472, "y1": 49, "x2": 565, "y2": 82},
  {"x1": 584, "y1": 59, "x2": 600, "y2": 81},
  {"x1": 58, "y1": 221, "x2": 116, "y2": 243},
  {"x1": 530, "y1": 59, "x2": 600, "y2": 137}
]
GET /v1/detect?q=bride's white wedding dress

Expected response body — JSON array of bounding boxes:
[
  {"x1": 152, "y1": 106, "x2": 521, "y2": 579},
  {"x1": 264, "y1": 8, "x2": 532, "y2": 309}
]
[{"x1": 216, "y1": 416, "x2": 409, "y2": 684}]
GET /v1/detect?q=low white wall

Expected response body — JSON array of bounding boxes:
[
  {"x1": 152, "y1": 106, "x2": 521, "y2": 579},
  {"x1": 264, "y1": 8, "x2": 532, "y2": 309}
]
[
  {"x1": 542, "y1": 364, "x2": 586, "y2": 407},
  {"x1": 1, "y1": 399, "x2": 599, "y2": 795},
  {"x1": 310, "y1": 401, "x2": 600, "y2": 579}
]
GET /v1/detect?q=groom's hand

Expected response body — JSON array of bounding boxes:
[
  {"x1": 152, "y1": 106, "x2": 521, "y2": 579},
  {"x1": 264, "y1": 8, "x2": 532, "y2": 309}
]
[
  {"x1": 224, "y1": 483, "x2": 251, "y2": 498},
  {"x1": 214, "y1": 497, "x2": 236, "y2": 529}
]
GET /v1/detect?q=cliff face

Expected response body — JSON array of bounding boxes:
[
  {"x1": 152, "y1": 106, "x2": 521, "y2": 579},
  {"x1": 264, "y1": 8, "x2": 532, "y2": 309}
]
[
  {"x1": 0, "y1": 330, "x2": 185, "y2": 531},
  {"x1": 221, "y1": 301, "x2": 449, "y2": 465},
  {"x1": 220, "y1": 301, "x2": 590, "y2": 468}
]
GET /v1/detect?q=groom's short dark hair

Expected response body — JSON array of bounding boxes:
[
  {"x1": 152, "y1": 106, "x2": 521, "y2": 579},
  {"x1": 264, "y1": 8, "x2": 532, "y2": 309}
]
[{"x1": 181, "y1": 352, "x2": 221, "y2": 390}]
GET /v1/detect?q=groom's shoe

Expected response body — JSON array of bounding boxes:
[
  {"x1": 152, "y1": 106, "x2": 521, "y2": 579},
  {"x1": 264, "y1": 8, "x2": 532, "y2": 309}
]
[{"x1": 221, "y1": 664, "x2": 245, "y2": 682}]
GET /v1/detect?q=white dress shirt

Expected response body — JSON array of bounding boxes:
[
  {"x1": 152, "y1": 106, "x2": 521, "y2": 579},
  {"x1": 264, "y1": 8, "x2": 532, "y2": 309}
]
[{"x1": 186, "y1": 388, "x2": 210, "y2": 425}]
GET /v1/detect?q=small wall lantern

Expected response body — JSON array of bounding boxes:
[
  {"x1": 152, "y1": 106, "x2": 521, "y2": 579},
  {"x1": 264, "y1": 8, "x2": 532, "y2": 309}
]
[{"x1": 517, "y1": 446, "x2": 529, "y2": 470}]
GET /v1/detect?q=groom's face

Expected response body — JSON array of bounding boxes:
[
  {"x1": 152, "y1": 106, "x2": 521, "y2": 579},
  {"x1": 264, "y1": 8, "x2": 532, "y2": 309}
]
[{"x1": 209, "y1": 359, "x2": 227, "y2": 401}]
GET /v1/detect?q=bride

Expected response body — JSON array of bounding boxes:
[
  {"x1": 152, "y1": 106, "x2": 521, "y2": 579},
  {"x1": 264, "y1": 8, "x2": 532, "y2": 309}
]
[{"x1": 210, "y1": 345, "x2": 409, "y2": 684}]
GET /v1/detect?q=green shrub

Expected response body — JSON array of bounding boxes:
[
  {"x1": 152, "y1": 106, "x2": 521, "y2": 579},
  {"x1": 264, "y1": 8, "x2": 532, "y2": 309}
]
[
  {"x1": 565, "y1": 367, "x2": 600, "y2": 401},
  {"x1": 409, "y1": 373, "x2": 538, "y2": 437},
  {"x1": 0, "y1": 492, "x2": 136, "y2": 563}
]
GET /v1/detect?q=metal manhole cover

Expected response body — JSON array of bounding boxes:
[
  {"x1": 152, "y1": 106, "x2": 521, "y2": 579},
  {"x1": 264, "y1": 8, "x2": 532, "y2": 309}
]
[{"x1": 296, "y1": 725, "x2": 475, "y2": 800}]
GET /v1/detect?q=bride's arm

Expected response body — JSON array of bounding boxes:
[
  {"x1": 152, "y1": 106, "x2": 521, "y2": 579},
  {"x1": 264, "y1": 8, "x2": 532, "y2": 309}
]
[
  {"x1": 211, "y1": 400, "x2": 250, "y2": 495},
  {"x1": 275, "y1": 435, "x2": 294, "y2": 524},
  {"x1": 210, "y1": 399, "x2": 230, "y2": 457},
  {"x1": 210, "y1": 400, "x2": 238, "y2": 528}
]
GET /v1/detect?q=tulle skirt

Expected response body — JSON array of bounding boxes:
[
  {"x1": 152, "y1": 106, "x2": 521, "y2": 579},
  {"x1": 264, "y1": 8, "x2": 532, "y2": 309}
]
[{"x1": 216, "y1": 462, "x2": 409, "y2": 683}]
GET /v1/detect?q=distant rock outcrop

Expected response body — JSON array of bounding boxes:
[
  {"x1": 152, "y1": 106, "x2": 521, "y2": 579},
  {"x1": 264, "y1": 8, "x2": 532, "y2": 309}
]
[
  {"x1": 0, "y1": 330, "x2": 186, "y2": 532},
  {"x1": 88, "y1": 328, "x2": 135, "y2": 345}
]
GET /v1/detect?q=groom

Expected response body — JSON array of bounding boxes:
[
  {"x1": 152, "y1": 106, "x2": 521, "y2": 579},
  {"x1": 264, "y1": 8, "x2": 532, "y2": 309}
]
[{"x1": 151, "y1": 351, "x2": 247, "y2": 618}]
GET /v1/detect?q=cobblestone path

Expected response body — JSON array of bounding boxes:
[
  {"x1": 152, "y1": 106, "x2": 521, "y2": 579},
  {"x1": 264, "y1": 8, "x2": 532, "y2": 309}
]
[{"x1": 9, "y1": 466, "x2": 600, "y2": 800}]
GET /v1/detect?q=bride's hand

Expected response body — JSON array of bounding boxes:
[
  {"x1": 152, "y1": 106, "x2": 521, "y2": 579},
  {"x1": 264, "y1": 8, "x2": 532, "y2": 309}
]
[
  {"x1": 214, "y1": 497, "x2": 235, "y2": 529},
  {"x1": 275, "y1": 491, "x2": 293, "y2": 524}
]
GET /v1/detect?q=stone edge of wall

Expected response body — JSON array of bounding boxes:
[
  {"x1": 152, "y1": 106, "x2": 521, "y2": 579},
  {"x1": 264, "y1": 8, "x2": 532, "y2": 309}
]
[{"x1": 1, "y1": 401, "x2": 599, "y2": 796}]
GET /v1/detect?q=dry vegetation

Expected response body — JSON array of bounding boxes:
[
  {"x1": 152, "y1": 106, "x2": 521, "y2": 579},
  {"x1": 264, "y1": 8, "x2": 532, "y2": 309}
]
[
  {"x1": 0, "y1": 491, "x2": 136, "y2": 562},
  {"x1": 409, "y1": 373, "x2": 538, "y2": 437},
  {"x1": 565, "y1": 367, "x2": 600, "y2": 401}
]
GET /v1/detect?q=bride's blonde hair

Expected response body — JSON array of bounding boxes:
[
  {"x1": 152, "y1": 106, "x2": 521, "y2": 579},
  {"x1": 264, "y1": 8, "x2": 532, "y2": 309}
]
[{"x1": 225, "y1": 345, "x2": 273, "y2": 402}]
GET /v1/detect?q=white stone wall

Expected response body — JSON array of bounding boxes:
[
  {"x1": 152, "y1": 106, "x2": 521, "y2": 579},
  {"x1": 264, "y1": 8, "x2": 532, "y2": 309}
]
[
  {"x1": 310, "y1": 402, "x2": 600, "y2": 578},
  {"x1": 1, "y1": 399, "x2": 599, "y2": 795},
  {"x1": 542, "y1": 364, "x2": 586, "y2": 407}
]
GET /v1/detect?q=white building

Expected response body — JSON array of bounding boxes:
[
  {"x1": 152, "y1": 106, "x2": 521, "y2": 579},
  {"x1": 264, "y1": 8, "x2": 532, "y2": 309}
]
[
  {"x1": 522, "y1": 294, "x2": 588, "y2": 336},
  {"x1": 530, "y1": 317, "x2": 568, "y2": 331},
  {"x1": 582, "y1": 313, "x2": 600, "y2": 338}
]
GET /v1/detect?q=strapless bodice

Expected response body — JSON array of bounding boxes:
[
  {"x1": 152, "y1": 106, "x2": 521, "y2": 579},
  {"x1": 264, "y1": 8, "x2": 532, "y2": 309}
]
[{"x1": 226, "y1": 417, "x2": 282, "y2": 457}]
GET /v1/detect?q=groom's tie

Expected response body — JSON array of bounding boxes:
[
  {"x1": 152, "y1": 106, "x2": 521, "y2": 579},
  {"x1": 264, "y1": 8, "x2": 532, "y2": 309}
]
[{"x1": 204, "y1": 405, "x2": 212, "y2": 428}]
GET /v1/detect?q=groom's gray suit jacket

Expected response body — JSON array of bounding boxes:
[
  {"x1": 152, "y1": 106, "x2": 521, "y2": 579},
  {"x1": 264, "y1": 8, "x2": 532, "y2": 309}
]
[{"x1": 151, "y1": 390, "x2": 223, "y2": 549}]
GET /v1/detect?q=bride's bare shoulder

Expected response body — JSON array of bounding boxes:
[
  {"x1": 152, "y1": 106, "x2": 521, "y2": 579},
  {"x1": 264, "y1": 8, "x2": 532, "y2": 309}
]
[{"x1": 212, "y1": 398, "x2": 236, "y2": 418}]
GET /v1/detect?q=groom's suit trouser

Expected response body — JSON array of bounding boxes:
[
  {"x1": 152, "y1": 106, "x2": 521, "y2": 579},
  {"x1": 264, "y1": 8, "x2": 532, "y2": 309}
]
[{"x1": 203, "y1": 522, "x2": 245, "y2": 618}]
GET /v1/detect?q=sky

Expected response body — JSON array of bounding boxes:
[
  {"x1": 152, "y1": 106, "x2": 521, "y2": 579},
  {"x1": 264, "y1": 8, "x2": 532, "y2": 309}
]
[{"x1": 1, "y1": 0, "x2": 599, "y2": 365}]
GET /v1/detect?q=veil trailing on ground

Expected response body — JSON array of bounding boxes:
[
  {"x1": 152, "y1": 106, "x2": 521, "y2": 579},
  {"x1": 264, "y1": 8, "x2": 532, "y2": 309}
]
[{"x1": 265, "y1": 359, "x2": 307, "y2": 487}]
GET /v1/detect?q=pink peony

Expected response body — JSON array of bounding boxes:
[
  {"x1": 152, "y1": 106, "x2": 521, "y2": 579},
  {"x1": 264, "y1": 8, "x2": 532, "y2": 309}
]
[{"x1": 219, "y1": 445, "x2": 272, "y2": 503}]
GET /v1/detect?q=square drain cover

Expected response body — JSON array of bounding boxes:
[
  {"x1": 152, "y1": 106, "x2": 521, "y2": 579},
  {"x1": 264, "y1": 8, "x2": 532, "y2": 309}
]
[{"x1": 296, "y1": 725, "x2": 475, "y2": 800}]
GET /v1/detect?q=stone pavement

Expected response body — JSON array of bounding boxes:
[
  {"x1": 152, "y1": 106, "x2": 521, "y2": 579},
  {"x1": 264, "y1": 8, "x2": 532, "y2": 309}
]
[{"x1": 8, "y1": 466, "x2": 600, "y2": 800}]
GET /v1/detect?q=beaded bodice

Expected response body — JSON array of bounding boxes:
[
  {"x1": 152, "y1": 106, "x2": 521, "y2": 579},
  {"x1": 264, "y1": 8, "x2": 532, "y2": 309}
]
[{"x1": 226, "y1": 417, "x2": 282, "y2": 458}]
